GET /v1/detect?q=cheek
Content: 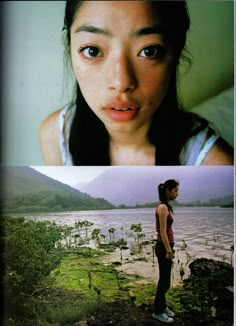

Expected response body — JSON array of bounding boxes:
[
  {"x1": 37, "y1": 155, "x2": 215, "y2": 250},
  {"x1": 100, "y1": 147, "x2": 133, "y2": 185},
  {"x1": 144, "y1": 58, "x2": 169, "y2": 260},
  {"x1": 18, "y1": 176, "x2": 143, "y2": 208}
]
[
  {"x1": 73, "y1": 66, "x2": 104, "y2": 112},
  {"x1": 142, "y1": 67, "x2": 173, "y2": 107},
  {"x1": 71, "y1": 48, "x2": 89, "y2": 83},
  {"x1": 71, "y1": 59, "x2": 96, "y2": 101},
  {"x1": 72, "y1": 57, "x2": 103, "y2": 94},
  {"x1": 72, "y1": 56, "x2": 87, "y2": 86}
]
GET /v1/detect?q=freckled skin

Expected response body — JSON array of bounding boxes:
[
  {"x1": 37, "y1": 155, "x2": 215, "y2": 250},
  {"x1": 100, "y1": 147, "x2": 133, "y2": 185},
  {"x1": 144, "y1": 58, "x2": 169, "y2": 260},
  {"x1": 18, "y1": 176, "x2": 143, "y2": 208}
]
[
  {"x1": 39, "y1": 0, "x2": 233, "y2": 166},
  {"x1": 70, "y1": 1, "x2": 175, "y2": 136}
]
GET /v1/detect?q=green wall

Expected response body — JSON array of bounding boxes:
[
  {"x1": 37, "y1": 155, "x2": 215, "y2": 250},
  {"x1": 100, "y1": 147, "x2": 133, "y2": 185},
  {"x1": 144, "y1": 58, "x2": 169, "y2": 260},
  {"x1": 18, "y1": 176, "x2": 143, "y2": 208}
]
[{"x1": 179, "y1": 0, "x2": 234, "y2": 110}]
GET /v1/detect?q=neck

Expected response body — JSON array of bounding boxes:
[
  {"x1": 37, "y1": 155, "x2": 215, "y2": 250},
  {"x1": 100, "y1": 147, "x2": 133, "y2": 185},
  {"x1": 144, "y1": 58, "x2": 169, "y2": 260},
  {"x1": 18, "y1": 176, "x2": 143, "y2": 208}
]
[
  {"x1": 107, "y1": 127, "x2": 155, "y2": 165},
  {"x1": 107, "y1": 122, "x2": 151, "y2": 147}
]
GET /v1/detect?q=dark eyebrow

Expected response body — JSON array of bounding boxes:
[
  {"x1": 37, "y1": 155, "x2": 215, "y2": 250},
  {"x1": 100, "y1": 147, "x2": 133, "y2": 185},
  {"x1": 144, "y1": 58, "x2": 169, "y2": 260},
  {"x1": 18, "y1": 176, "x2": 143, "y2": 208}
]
[
  {"x1": 74, "y1": 25, "x2": 111, "y2": 36},
  {"x1": 74, "y1": 24, "x2": 165, "y2": 38}
]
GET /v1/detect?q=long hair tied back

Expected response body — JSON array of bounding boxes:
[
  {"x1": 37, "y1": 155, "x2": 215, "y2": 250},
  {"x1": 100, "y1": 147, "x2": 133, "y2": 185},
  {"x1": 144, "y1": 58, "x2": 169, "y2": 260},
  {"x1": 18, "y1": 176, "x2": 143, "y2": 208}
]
[{"x1": 158, "y1": 179, "x2": 179, "y2": 212}]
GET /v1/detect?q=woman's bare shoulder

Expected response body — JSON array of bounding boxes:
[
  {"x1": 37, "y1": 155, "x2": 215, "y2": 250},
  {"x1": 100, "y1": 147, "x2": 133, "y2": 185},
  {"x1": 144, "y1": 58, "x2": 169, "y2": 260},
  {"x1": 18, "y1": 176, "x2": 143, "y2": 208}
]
[
  {"x1": 157, "y1": 203, "x2": 168, "y2": 213},
  {"x1": 39, "y1": 108, "x2": 63, "y2": 165},
  {"x1": 201, "y1": 138, "x2": 234, "y2": 165}
]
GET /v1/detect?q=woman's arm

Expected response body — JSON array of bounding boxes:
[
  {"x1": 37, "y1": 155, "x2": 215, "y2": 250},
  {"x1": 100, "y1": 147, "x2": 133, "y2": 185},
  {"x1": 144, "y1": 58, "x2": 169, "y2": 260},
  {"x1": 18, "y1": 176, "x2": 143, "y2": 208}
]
[
  {"x1": 158, "y1": 204, "x2": 174, "y2": 260},
  {"x1": 39, "y1": 109, "x2": 63, "y2": 165}
]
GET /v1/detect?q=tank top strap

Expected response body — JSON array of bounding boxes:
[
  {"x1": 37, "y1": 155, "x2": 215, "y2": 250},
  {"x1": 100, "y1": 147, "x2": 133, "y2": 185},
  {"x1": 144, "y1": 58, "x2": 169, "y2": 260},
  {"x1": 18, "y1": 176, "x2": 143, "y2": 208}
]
[
  {"x1": 179, "y1": 127, "x2": 219, "y2": 165},
  {"x1": 59, "y1": 103, "x2": 76, "y2": 165}
]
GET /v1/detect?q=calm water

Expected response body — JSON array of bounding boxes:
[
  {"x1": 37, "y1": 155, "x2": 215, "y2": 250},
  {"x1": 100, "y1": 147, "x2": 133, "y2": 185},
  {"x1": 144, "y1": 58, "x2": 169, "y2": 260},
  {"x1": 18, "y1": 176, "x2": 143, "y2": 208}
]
[{"x1": 26, "y1": 207, "x2": 234, "y2": 263}]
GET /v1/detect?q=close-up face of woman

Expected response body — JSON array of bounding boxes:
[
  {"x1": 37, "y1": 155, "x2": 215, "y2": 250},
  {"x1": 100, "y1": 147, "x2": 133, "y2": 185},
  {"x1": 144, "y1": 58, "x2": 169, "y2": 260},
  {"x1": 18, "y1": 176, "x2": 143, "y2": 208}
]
[{"x1": 70, "y1": 1, "x2": 175, "y2": 137}]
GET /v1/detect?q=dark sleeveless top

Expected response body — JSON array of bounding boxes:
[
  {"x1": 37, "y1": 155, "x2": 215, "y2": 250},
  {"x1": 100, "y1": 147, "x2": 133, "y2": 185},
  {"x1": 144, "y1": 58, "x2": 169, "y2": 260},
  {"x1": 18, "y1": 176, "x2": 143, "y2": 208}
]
[{"x1": 155, "y1": 203, "x2": 174, "y2": 243}]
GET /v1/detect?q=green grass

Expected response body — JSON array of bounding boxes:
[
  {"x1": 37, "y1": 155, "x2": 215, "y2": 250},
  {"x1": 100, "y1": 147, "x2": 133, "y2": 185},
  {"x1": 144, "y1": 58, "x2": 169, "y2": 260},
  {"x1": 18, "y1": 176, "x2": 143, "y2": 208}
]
[
  {"x1": 51, "y1": 248, "x2": 149, "y2": 303},
  {"x1": 28, "y1": 247, "x2": 154, "y2": 324},
  {"x1": 44, "y1": 300, "x2": 100, "y2": 326},
  {"x1": 48, "y1": 247, "x2": 159, "y2": 307},
  {"x1": 8, "y1": 247, "x2": 183, "y2": 325}
]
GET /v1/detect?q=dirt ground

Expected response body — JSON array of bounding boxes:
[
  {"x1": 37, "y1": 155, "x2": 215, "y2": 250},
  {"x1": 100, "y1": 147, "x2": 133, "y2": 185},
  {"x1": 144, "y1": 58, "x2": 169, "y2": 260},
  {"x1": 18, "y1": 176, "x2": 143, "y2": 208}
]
[{"x1": 75, "y1": 300, "x2": 220, "y2": 326}]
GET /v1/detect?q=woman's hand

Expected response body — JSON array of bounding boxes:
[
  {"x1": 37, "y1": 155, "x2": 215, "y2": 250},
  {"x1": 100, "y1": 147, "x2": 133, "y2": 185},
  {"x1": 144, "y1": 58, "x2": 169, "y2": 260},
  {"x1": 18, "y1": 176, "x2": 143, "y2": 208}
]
[{"x1": 166, "y1": 251, "x2": 175, "y2": 260}]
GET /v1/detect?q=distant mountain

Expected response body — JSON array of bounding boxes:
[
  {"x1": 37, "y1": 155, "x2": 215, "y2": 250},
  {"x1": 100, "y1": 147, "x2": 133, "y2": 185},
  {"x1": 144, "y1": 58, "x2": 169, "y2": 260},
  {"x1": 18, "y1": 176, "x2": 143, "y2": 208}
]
[
  {"x1": 177, "y1": 195, "x2": 234, "y2": 207},
  {"x1": 1, "y1": 166, "x2": 114, "y2": 213},
  {"x1": 74, "y1": 166, "x2": 234, "y2": 205}
]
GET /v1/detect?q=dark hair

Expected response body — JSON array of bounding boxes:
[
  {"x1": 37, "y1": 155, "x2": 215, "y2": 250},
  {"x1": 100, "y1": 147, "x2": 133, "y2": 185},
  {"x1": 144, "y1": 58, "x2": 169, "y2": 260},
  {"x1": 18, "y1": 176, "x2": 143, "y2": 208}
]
[
  {"x1": 158, "y1": 179, "x2": 179, "y2": 212},
  {"x1": 64, "y1": 0, "x2": 208, "y2": 165}
]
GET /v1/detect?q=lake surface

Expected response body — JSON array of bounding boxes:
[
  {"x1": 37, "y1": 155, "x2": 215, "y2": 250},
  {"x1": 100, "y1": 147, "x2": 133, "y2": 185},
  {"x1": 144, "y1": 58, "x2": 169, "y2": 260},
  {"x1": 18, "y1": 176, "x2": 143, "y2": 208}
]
[{"x1": 27, "y1": 207, "x2": 234, "y2": 264}]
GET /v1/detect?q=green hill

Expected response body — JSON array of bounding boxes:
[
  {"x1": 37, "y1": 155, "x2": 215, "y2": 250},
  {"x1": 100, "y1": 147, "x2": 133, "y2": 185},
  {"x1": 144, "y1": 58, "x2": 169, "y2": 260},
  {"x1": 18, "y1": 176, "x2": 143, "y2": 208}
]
[{"x1": 1, "y1": 166, "x2": 114, "y2": 213}]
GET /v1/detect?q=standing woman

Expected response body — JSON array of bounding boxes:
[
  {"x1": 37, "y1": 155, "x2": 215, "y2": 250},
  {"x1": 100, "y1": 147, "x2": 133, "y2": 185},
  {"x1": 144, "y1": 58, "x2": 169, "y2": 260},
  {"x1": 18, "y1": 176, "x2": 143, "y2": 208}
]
[{"x1": 153, "y1": 179, "x2": 179, "y2": 323}]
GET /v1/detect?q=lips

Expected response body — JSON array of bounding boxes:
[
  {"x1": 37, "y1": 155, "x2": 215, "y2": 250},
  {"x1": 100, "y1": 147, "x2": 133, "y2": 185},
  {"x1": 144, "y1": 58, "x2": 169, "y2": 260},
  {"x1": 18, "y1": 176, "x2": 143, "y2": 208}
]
[{"x1": 104, "y1": 100, "x2": 139, "y2": 122}]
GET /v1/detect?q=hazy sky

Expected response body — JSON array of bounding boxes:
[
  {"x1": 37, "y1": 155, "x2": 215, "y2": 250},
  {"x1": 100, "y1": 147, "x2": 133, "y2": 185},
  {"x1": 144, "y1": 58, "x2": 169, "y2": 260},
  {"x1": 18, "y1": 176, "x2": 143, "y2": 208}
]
[
  {"x1": 32, "y1": 166, "x2": 113, "y2": 185},
  {"x1": 32, "y1": 166, "x2": 234, "y2": 190},
  {"x1": 32, "y1": 166, "x2": 188, "y2": 186}
]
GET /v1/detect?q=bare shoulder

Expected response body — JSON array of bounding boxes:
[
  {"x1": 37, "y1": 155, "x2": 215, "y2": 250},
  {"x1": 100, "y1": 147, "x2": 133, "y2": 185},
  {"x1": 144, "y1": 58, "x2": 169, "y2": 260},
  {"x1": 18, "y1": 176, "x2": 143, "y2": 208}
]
[
  {"x1": 157, "y1": 203, "x2": 168, "y2": 214},
  {"x1": 201, "y1": 138, "x2": 234, "y2": 165},
  {"x1": 39, "y1": 109, "x2": 63, "y2": 165}
]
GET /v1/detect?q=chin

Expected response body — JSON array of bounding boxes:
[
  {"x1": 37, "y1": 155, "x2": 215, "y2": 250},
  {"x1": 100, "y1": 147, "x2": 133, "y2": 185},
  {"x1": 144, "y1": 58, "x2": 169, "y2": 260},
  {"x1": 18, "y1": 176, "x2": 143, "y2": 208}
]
[
  {"x1": 107, "y1": 117, "x2": 151, "y2": 134},
  {"x1": 111, "y1": 125, "x2": 144, "y2": 135}
]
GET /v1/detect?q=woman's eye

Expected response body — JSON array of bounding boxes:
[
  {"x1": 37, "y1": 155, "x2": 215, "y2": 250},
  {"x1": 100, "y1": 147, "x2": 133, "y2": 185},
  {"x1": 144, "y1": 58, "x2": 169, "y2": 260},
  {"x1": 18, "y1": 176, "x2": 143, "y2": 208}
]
[
  {"x1": 78, "y1": 46, "x2": 102, "y2": 58},
  {"x1": 138, "y1": 45, "x2": 166, "y2": 60}
]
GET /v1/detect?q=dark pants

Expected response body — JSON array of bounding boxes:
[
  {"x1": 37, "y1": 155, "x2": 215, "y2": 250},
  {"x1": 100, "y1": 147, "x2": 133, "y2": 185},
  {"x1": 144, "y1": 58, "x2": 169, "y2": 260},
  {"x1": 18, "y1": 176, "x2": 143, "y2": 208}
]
[{"x1": 154, "y1": 241, "x2": 174, "y2": 314}]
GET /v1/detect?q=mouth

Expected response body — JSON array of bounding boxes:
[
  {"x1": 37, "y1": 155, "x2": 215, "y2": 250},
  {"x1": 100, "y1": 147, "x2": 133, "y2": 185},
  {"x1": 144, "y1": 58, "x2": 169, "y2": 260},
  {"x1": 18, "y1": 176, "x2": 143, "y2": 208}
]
[
  {"x1": 112, "y1": 107, "x2": 133, "y2": 111},
  {"x1": 105, "y1": 107, "x2": 139, "y2": 122},
  {"x1": 104, "y1": 101, "x2": 140, "y2": 122}
]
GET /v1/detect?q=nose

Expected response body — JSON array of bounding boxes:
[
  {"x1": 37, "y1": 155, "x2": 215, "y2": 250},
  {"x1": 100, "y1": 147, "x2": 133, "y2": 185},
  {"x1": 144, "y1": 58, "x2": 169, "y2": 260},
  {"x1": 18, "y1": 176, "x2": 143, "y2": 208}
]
[{"x1": 108, "y1": 54, "x2": 137, "y2": 93}]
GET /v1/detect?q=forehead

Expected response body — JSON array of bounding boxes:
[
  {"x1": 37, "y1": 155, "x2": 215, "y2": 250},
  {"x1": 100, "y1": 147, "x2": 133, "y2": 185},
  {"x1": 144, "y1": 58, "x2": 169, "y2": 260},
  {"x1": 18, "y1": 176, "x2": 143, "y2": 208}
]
[
  {"x1": 172, "y1": 186, "x2": 179, "y2": 191},
  {"x1": 168, "y1": 185, "x2": 179, "y2": 191},
  {"x1": 71, "y1": 1, "x2": 161, "y2": 31}
]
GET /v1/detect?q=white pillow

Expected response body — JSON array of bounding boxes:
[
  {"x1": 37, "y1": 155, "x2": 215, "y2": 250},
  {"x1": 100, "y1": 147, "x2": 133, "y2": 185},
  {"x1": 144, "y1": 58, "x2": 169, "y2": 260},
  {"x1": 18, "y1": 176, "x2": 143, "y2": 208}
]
[{"x1": 189, "y1": 87, "x2": 234, "y2": 147}]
